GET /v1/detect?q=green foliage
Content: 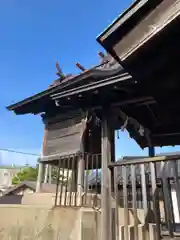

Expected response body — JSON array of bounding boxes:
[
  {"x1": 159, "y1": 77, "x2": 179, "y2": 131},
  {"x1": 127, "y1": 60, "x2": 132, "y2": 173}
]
[
  {"x1": 12, "y1": 158, "x2": 74, "y2": 185},
  {"x1": 12, "y1": 166, "x2": 38, "y2": 185}
]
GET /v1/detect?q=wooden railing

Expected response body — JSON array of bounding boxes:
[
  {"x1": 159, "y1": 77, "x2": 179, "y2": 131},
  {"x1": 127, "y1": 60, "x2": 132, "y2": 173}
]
[
  {"x1": 108, "y1": 155, "x2": 180, "y2": 239},
  {"x1": 54, "y1": 153, "x2": 101, "y2": 208}
]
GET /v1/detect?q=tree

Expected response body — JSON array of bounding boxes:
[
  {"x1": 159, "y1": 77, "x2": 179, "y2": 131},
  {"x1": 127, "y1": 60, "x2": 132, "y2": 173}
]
[
  {"x1": 12, "y1": 158, "x2": 73, "y2": 186},
  {"x1": 12, "y1": 166, "x2": 38, "y2": 185}
]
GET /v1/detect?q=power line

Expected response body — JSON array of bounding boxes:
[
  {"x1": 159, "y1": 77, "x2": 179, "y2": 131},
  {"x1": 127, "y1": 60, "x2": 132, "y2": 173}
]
[{"x1": 0, "y1": 148, "x2": 40, "y2": 156}]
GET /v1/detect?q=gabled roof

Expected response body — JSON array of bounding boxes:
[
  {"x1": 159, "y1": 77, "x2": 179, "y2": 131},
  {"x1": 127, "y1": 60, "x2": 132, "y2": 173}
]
[
  {"x1": 2, "y1": 181, "x2": 57, "y2": 196},
  {"x1": 7, "y1": 57, "x2": 124, "y2": 115}
]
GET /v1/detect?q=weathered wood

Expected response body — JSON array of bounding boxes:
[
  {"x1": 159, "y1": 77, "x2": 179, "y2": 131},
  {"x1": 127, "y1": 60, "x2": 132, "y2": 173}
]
[
  {"x1": 131, "y1": 164, "x2": 138, "y2": 240},
  {"x1": 140, "y1": 164, "x2": 148, "y2": 216},
  {"x1": 171, "y1": 160, "x2": 180, "y2": 223},
  {"x1": 75, "y1": 62, "x2": 86, "y2": 72},
  {"x1": 114, "y1": 167, "x2": 119, "y2": 240},
  {"x1": 101, "y1": 111, "x2": 112, "y2": 240},
  {"x1": 150, "y1": 162, "x2": 161, "y2": 240},
  {"x1": 77, "y1": 155, "x2": 84, "y2": 205},
  {"x1": 77, "y1": 118, "x2": 86, "y2": 204},
  {"x1": 55, "y1": 160, "x2": 61, "y2": 206},
  {"x1": 44, "y1": 115, "x2": 83, "y2": 159},
  {"x1": 46, "y1": 126, "x2": 82, "y2": 154},
  {"x1": 161, "y1": 161, "x2": 174, "y2": 237},
  {"x1": 101, "y1": 0, "x2": 179, "y2": 61},
  {"x1": 44, "y1": 164, "x2": 48, "y2": 183},
  {"x1": 123, "y1": 165, "x2": 129, "y2": 240},
  {"x1": 48, "y1": 165, "x2": 52, "y2": 184}
]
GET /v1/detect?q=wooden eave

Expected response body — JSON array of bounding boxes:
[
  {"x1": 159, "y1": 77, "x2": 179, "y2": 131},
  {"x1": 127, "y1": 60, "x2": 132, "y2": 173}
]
[
  {"x1": 96, "y1": 0, "x2": 180, "y2": 148},
  {"x1": 6, "y1": 64, "x2": 124, "y2": 115},
  {"x1": 97, "y1": 0, "x2": 179, "y2": 63},
  {"x1": 97, "y1": 0, "x2": 150, "y2": 46},
  {"x1": 7, "y1": 64, "x2": 180, "y2": 148},
  {"x1": 6, "y1": 71, "x2": 93, "y2": 114},
  {"x1": 50, "y1": 77, "x2": 180, "y2": 148},
  {"x1": 51, "y1": 73, "x2": 132, "y2": 101}
]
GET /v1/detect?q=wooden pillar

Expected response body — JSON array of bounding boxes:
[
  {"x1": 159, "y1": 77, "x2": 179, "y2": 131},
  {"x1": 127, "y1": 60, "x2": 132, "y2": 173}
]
[
  {"x1": 148, "y1": 146, "x2": 155, "y2": 157},
  {"x1": 44, "y1": 164, "x2": 48, "y2": 183},
  {"x1": 43, "y1": 164, "x2": 52, "y2": 184},
  {"x1": 36, "y1": 162, "x2": 45, "y2": 192},
  {"x1": 149, "y1": 145, "x2": 162, "y2": 240},
  {"x1": 36, "y1": 124, "x2": 48, "y2": 192},
  {"x1": 77, "y1": 118, "x2": 86, "y2": 202},
  {"x1": 48, "y1": 165, "x2": 52, "y2": 184},
  {"x1": 71, "y1": 168, "x2": 77, "y2": 192},
  {"x1": 101, "y1": 111, "x2": 112, "y2": 240},
  {"x1": 77, "y1": 155, "x2": 85, "y2": 194},
  {"x1": 77, "y1": 155, "x2": 85, "y2": 204},
  {"x1": 110, "y1": 129, "x2": 116, "y2": 240}
]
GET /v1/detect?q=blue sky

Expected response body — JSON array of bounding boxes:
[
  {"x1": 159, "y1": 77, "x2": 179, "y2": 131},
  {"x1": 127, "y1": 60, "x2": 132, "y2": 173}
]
[{"x1": 0, "y1": 0, "x2": 179, "y2": 166}]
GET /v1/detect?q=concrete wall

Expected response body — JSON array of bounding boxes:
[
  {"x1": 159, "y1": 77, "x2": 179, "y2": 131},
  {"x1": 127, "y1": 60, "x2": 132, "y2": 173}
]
[
  {"x1": 0, "y1": 192, "x2": 162, "y2": 224},
  {"x1": 0, "y1": 192, "x2": 100, "y2": 207},
  {"x1": 0, "y1": 192, "x2": 162, "y2": 240},
  {"x1": 0, "y1": 205, "x2": 101, "y2": 240},
  {"x1": 0, "y1": 202, "x2": 159, "y2": 240}
]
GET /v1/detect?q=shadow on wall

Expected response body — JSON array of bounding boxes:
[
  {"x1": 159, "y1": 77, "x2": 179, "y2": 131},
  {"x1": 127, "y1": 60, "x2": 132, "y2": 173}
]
[
  {"x1": 0, "y1": 195, "x2": 23, "y2": 204},
  {"x1": 0, "y1": 205, "x2": 100, "y2": 240}
]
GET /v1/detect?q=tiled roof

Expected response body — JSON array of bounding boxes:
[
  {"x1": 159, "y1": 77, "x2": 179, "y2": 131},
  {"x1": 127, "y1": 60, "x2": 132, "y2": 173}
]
[{"x1": 2, "y1": 181, "x2": 57, "y2": 196}]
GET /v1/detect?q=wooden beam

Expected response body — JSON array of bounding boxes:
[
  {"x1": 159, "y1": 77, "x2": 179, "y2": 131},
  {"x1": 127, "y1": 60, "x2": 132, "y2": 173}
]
[
  {"x1": 56, "y1": 61, "x2": 64, "y2": 78},
  {"x1": 98, "y1": 51, "x2": 106, "y2": 62},
  {"x1": 75, "y1": 62, "x2": 86, "y2": 72},
  {"x1": 98, "y1": 51, "x2": 105, "y2": 58},
  {"x1": 51, "y1": 73, "x2": 133, "y2": 100}
]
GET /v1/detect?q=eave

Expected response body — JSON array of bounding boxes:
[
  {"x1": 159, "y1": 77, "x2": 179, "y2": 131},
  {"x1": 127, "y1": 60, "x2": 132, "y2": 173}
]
[
  {"x1": 7, "y1": 71, "x2": 93, "y2": 114},
  {"x1": 7, "y1": 63, "x2": 124, "y2": 115},
  {"x1": 97, "y1": 0, "x2": 179, "y2": 63},
  {"x1": 51, "y1": 73, "x2": 131, "y2": 101},
  {"x1": 50, "y1": 78, "x2": 180, "y2": 148}
]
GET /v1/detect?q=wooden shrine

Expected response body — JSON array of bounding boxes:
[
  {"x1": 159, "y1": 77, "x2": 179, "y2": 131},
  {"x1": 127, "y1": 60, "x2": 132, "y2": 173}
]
[
  {"x1": 97, "y1": 1, "x2": 180, "y2": 239},
  {"x1": 7, "y1": 2, "x2": 180, "y2": 238}
]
